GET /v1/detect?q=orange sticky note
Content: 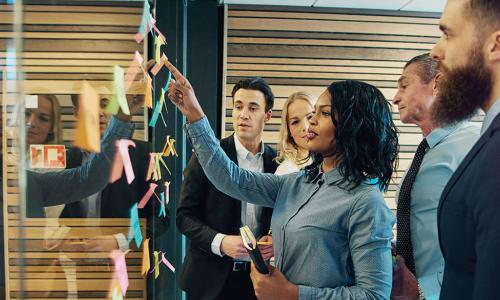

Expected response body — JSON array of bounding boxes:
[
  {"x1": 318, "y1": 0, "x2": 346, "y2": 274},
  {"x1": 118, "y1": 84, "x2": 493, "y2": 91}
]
[
  {"x1": 145, "y1": 74, "x2": 153, "y2": 108},
  {"x1": 142, "y1": 238, "x2": 150, "y2": 276},
  {"x1": 74, "y1": 81, "x2": 100, "y2": 153}
]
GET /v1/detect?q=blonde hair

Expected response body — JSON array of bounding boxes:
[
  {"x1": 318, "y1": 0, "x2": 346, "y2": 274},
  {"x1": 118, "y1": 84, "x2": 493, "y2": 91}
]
[
  {"x1": 276, "y1": 92, "x2": 314, "y2": 164},
  {"x1": 38, "y1": 94, "x2": 63, "y2": 145}
]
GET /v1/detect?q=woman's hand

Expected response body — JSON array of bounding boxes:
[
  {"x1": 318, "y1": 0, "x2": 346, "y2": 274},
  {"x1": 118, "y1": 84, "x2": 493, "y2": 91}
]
[
  {"x1": 164, "y1": 59, "x2": 205, "y2": 123},
  {"x1": 250, "y1": 263, "x2": 298, "y2": 300}
]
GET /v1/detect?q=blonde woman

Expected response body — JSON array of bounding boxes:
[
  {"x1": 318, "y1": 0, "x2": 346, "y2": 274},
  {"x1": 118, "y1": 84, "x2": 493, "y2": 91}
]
[
  {"x1": 26, "y1": 94, "x2": 63, "y2": 146},
  {"x1": 275, "y1": 91, "x2": 314, "y2": 175}
]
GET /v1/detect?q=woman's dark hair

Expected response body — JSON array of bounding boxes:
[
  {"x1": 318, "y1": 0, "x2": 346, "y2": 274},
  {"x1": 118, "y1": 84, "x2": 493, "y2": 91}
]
[{"x1": 305, "y1": 80, "x2": 399, "y2": 191}]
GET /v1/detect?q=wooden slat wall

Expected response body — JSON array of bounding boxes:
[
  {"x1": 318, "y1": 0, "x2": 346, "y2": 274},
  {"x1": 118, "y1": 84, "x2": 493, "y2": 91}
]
[
  {"x1": 2, "y1": 3, "x2": 148, "y2": 299},
  {"x1": 222, "y1": 6, "x2": 484, "y2": 211}
]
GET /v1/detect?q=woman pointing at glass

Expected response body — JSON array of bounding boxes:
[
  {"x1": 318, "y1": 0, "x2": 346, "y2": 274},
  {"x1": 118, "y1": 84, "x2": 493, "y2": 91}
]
[{"x1": 166, "y1": 60, "x2": 398, "y2": 300}]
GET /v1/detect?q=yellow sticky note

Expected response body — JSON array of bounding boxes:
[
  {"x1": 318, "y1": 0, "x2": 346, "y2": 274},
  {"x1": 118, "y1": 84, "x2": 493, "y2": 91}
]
[
  {"x1": 74, "y1": 81, "x2": 100, "y2": 153},
  {"x1": 153, "y1": 251, "x2": 160, "y2": 279},
  {"x1": 112, "y1": 65, "x2": 130, "y2": 115},
  {"x1": 145, "y1": 74, "x2": 153, "y2": 108},
  {"x1": 155, "y1": 34, "x2": 166, "y2": 63},
  {"x1": 142, "y1": 238, "x2": 150, "y2": 276}
]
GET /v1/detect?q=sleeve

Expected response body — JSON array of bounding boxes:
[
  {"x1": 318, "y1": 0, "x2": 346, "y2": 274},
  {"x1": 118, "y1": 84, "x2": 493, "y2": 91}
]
[
  {"x1": 185, "y1": 117, "x2": 282, "y2": 208},
  {"x1": 32, "y1": 117, "x2": 134, "y2": 207},
  {"x1": 176, "y1": 153, "x2": 223, "y2": 253},
  {"x1": 472, "y1": 143, "x2": 500, "y2": 300},
  {"x1": 298, "y1": 190, "x2": 395, "y2": 300}
]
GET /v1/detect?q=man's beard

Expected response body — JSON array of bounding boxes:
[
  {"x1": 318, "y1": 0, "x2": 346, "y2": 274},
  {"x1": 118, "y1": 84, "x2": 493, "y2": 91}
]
[{"x1": 432, "y1": 48, "x2": 493, "y2": 127}]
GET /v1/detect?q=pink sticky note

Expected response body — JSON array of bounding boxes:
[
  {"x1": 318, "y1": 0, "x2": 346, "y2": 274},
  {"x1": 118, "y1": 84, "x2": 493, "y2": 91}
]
[
  {"x1": 146, "y1": 153, "x2": 155, "y2": 181},
  {"x1": 150, "y1": 61, "x2": 163, "y2": 76},
  {"x1": 134, "y1": 32, "x2": 144, "y2": 44},
  {"x1": 110, "y1": 249, "x2": 130, "y2": 296},
  {"x1": 134, "y1": 51, "x2": 144, "y2": 65},
  {"x1": 152, "y1": 24, "x2": 166, "y2": 44},
  {"x1": 138, "y1": 183, "x2": 158, "y2": 209},
  {"x1": 161, "y1": 252, "x2": 175, "y2": 273},
  {"x1": 165, "y1": 182, "x2": 170, "y2": 205},
  {"x1": 118, "y1": 139, "x2": 136, "y2": 184},
  {"x1": 110, "y1": 141, "x2": 124, "y2": 183}
]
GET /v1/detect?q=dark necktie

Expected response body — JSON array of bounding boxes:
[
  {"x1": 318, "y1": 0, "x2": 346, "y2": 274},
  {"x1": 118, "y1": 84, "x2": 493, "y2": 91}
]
[{"x1": 397, "y1": 139, "x2": 429, "y2": 275}]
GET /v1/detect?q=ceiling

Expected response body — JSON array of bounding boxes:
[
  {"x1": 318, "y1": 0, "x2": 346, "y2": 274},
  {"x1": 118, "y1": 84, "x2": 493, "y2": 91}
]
[{"x1": 220, "y1": 0, "x2": 446, "y2": 13}]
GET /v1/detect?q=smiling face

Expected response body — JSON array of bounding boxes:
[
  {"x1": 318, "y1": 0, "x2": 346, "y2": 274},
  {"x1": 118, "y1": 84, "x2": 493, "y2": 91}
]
[
  {"x1": 287, "y1": 99, "x2": 314, "y2": 150},
  {"x1": 306, "y1": 91, "x2": 336, "y2": 155},
  {"x1": 231, "y1": 88, "x2": 271, "y2": 144},
  {"x1": 26, "y1": 95, "x2": 54, "y2": 145}
]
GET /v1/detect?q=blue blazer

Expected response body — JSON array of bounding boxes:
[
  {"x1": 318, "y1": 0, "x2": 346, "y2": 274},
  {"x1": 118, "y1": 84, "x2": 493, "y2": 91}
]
[{"x1": 438, "y1": 113, "x2": 500, "y2": 300}]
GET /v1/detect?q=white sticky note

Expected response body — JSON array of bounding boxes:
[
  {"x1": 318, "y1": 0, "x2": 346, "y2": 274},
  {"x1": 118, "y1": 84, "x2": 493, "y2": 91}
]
[{"x1": 25, "y1": 95, "x2": 38, "y2": 108}]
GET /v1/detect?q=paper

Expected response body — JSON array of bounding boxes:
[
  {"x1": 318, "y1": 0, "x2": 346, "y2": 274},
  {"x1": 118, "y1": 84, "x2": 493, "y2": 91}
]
[
  {"x1": 138, "y1": 183, "x2": 158, "y2": 209},
  {"x1": 135, "y1": 1, "x2": 153, "y2": 43},
  {"x1": 25, "y1": 95, "x2": 38, "y2": 108},
  {"x1": 161, "y1": 252, "x2": 175, "y2": 273},
  {"x1": 159, "y1": 192, "x2": 166, "y2": 217},
  {"x1": 124, "y1": 59, "x2": 142, "y2": 92},
  {"x1": 74, "y1": 81, "x2": 101, "y2": 153},
  {"x1": 110, "y1": 249, "x2": 130, "y2": 297},
  {"x1": 110, "y1": 139, "x2": 136, "y2": 184},
  {"x1": 148, "y1": 88, "x2": 165, "y2": 127},
  {"x1": 134, "y1": 50, "x2": 144, "y2": 65},
  {"x1": 110, "y1": 65, "x2": 130, "y2": 115},
  {"x1": 165, "y1": 182, "x2": 170, "y2": 205},
  {"x1": 153, "y1": 251, "x2": 160, "y2": 279},
  {"x1": 142, "y1": 238, "x2": 150, "y2": 276},
  {"x1": 145, "y1": 74, "x2": 153, "y2": 108},
  {"x1": 30, "y1": 144, "x2": 66, "y2": 169},
  {"x1": 162, "y1": 136, "x2": 178, "y2": 157},
  {"x1": 112, "y1": 285, "x2": 123, "y2": 300},
  {"x1": 127, "y1": 203, "x2": 143, "y2": 249},
  {"x1": 154, "y1": 34, "x2": 166, "y2": 64}
]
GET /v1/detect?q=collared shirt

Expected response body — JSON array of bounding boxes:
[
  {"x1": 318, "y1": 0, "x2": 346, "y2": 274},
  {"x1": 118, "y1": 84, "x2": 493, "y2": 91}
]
[
  {"x1": 210, "y1": 135, "x2": 265, "y2": 258},
  {"x1": 188, "y1": 117, "x2": 395, "y2": 300},
  {"x1": 481, "y1": 97, "x2": 500, "y2": 135},
  {"x1": 396, "y1": 122, "x2": 480, "y2": 300}
]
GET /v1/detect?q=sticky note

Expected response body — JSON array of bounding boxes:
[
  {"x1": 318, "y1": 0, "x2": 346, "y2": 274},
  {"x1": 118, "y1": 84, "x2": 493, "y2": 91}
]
[
  {"x1": 145, "y1": 74, "x2": 153, "y2": 108},
  {"x1": 162, "y1": 136, "x2": 178, "y2": 157},
  {"x1": 154, "y1": 34, "x2": 166, "y2": 64},
  {"x1": 138, "y1": 183, "x2": 158, "y2": 209},
  {"x1": 159, "y1": 192, "x2": 166, "y2": 217},
  {"x1": 134, "y1": 50, "x2": 144, "y2": 65},
  {"x1": 74, "y1": 81, "x2": 100, "y2": 153},
  {"x1": 112, "y1": 65, "x2": 130, "y2": 115},
  {"x1": 110, "y1": 249, "x2": 130, "y2": 297},
  {"x1": 124, "y1": 59, "x2": 142, "y2": 92},
  {"x1": 127, "y1": 203, "x2": 143, "y2": 249},
  {"x1": 110, "y1": 139, "x2": 136, "y2": 184},
  {"x1": 161, "y1": 252, "x2": 175, "y2": 273},
  {"x1": 142, "y1": 238, "x2": 150, "y2": 276},
  {"x1": 165, "y1": 182, "x2": 170, "y2": 205},
  {"x1": 25, "y1": 95, "x2": 38, "y2": 108},
  {"x1": 148, "y1": 89, "x2": 165, "y2": 127},
  {"x1": 153, "y1": 251, "x2": 160, "y2": 279}
]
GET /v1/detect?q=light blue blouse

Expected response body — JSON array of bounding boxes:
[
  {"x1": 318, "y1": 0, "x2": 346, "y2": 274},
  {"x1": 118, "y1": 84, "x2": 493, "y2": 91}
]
[{"x1": 186, "y1": 117, "x2": 395, "y2": 300}]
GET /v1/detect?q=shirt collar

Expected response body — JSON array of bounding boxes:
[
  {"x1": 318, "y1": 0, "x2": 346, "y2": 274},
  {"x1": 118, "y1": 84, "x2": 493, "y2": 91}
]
[
  {"x1": 425, "y1": 122, "x2": 463, "y2": 149},
  {"x1": 233, "y1": 135, "x2": 264, "y2": 160},
  {"x1": 481, "y1": 97, "x2": 500, "y2": 135}
]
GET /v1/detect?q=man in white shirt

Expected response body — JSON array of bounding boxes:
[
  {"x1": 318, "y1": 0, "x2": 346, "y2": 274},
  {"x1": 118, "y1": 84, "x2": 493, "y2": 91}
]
[{"x1": 177, "y1": 78, "x2": 278, "y2": 300}]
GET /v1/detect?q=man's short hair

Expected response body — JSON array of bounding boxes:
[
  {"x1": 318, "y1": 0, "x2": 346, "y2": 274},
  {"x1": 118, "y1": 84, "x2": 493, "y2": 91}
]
[
  {"x1": 231, "y1": 77, "x2": 274, "y2": 111},
  {"x1": 404, "y1": 53, "x2": 439, "y2": 84},
  {"x1": 466, "y1": 0, "x2": 500, "y2": 38}
]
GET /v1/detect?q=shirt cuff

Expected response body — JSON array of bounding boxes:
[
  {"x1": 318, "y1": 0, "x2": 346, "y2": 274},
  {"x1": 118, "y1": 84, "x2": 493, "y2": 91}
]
[
  {"x1": 211, "y1": 233, "x2": 226, "y2": 257},
  {"x1": 114, "y1": 233, "x2": 130, "y2": 252},
  {"x1": 184, "y1": 116, "x2": 210, "y2": 139},
  {"x1": 298, "y1": 285, "x2": 314, "y2": 300}
]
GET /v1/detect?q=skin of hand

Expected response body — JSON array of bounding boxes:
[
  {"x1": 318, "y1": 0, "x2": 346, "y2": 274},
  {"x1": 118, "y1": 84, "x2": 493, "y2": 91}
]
[
  {"x1": 220, "y1": 235, "x2": 249, "y2": 259},
  {"x1": 258, "y1": 235, "x2": 274, "y2": 260},
  {"x1": 250, "y1": 263, "x2": 298, "y2": 300},
  {"x1": 390, "y1": 255, "x2": 420, "y2": 300}
]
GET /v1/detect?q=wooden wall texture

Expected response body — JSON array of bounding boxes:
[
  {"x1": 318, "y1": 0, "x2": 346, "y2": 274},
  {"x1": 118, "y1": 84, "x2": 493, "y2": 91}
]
[
  {"x1": 222, "y1": 5, "x2": 484, "y2": 211},
  {"x1": 1, "y1": 3, "x2": 148, "y2": 299}
]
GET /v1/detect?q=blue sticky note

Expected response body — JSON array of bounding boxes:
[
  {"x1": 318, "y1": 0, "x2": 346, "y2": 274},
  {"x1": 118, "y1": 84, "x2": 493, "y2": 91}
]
[
  {"x1": 128, "y1": 203, "x2": 143, "y2": 248},
  {"x1": 148, "y1": 88, "x2": 166, "y2": 127},
  {"x1": 159, "y1": 192, "x2": 166, "y2": 217}
]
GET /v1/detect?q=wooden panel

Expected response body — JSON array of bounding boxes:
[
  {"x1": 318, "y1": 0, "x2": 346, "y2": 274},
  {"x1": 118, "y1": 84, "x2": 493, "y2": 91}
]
[
  {"x1": 1, "y1": 3, "x2": 150, "y2": 300},
  {"x1": 222, "y1": 6, "x2": 484, "y2": 214}
]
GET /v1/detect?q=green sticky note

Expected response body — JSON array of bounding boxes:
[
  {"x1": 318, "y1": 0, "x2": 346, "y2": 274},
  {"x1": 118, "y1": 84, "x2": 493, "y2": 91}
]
[{"x1": 112, "y1": 65, "x2": 130, "y2": 115}]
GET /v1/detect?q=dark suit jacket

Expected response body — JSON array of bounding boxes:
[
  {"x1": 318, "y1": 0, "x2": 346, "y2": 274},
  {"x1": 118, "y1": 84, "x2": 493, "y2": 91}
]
[
  {"x1": 176, "y1": 135, "x2": 277, "y2": 300},
  {"x1": 438, "y1": 113, "x2": 500, "y2": 300},
  {"x1": 60, "y1": 140, "x2": 169, "y2": 243}
]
